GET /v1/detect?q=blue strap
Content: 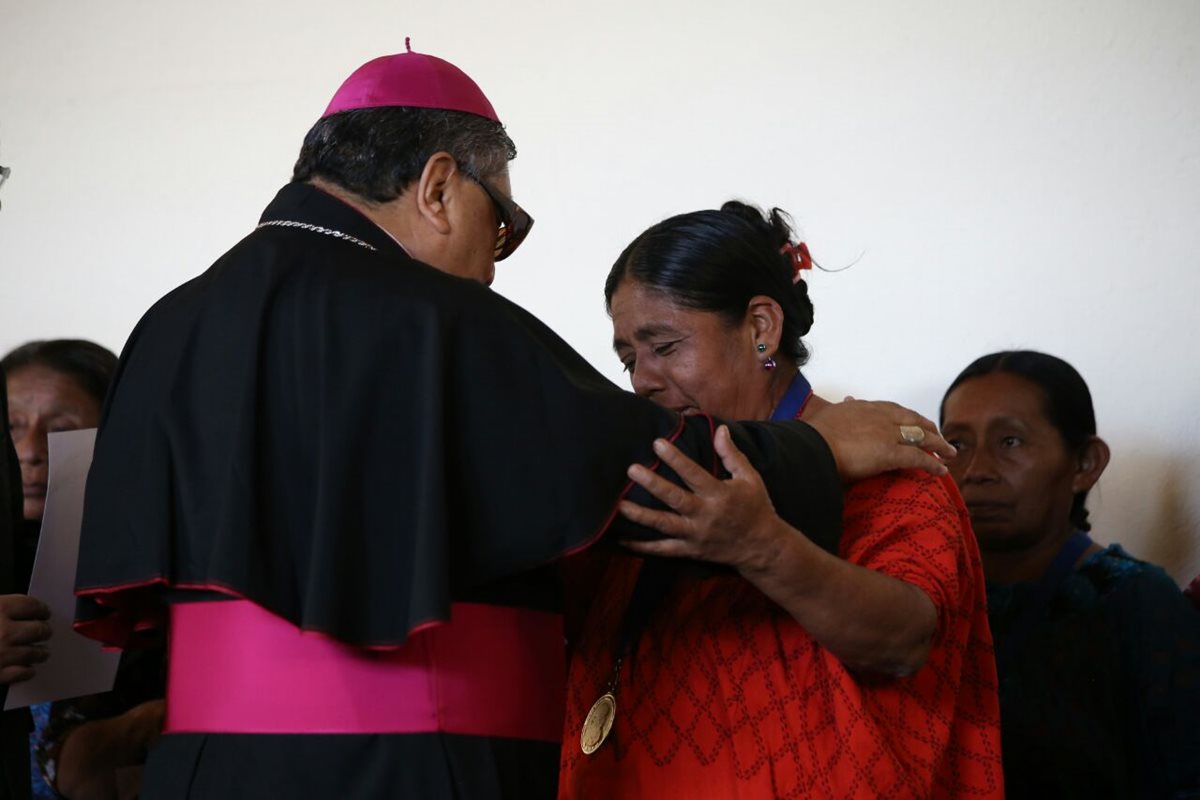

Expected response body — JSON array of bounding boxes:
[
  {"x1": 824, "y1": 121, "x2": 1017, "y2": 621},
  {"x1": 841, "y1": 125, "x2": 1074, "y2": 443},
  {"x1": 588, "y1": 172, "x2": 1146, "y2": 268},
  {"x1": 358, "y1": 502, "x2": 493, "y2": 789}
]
[{"x1": 770, "y1": 373, "x2": 813, "y2": 422}]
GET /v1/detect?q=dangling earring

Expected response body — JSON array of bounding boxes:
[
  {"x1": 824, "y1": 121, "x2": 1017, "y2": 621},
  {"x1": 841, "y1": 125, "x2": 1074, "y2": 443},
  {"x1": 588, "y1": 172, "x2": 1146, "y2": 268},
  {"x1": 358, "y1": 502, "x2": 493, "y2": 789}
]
[{"x1": 757, "y1": 343, "x2": 776, "y2": 370}]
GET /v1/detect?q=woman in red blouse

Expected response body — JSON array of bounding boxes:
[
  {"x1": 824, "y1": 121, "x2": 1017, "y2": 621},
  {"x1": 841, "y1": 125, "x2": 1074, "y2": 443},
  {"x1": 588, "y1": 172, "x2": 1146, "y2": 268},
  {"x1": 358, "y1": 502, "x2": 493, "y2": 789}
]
[{"x1": 559, "y1": 202, "x2": 1003, "y2": 799}]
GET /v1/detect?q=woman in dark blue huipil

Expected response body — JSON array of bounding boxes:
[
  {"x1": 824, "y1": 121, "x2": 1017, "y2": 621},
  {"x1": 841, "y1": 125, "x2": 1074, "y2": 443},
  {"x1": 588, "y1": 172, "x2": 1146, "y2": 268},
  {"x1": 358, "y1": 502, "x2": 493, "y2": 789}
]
[{"x1": 941, "y1": 350, "x2": 1200, "y2": 799}]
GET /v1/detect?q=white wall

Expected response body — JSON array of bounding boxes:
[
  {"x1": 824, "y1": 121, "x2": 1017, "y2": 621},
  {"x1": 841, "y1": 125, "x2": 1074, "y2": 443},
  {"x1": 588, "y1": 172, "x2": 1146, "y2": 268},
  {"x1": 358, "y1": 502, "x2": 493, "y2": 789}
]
[{"x1": 3, "y1": 0, "x2": 1198, "y2": 581}]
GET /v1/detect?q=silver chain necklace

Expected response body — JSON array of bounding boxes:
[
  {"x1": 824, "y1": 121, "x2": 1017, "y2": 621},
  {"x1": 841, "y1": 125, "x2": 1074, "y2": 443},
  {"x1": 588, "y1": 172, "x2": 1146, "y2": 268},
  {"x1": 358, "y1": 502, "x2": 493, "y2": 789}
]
[{"x1": 255, "y1": 219, "x2": 378, "y2": 252}]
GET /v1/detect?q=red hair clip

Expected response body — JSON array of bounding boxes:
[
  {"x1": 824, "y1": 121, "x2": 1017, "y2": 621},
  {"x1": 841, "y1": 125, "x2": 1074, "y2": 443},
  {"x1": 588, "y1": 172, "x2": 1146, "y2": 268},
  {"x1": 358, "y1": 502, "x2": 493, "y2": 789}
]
[{"x1": 781, "y1": 241, "x2": 813, "y2": 283}]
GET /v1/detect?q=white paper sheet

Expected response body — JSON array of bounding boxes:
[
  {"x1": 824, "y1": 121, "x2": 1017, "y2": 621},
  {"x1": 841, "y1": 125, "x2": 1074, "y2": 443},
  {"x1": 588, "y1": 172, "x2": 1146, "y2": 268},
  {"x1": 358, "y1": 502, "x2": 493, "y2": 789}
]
[{"x1": 4, "y1": 428, "x2": 120, "y2": 710}]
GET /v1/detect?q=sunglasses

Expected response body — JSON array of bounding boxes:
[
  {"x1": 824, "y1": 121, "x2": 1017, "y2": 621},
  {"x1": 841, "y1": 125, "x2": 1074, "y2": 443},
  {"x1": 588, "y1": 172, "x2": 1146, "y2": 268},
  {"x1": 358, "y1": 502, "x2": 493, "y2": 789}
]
[{"x1": 462, "y1": 170, "x2": 534, "y2": 261}]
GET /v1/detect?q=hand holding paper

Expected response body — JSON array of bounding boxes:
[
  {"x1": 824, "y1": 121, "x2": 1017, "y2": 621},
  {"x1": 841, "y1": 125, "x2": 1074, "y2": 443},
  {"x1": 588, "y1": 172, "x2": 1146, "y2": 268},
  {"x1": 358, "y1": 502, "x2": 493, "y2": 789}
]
[
  {"x1": 3, "y1": 429, "x2": 119, "y2": 709},
  {"x1": 0, "y1": 593, "x2": 52, "y2": 685}
]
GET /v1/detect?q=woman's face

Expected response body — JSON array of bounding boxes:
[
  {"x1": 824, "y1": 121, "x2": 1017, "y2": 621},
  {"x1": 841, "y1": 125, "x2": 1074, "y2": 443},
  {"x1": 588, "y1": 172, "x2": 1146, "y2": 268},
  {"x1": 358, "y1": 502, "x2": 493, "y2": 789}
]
[
  {"x1": 940, "y1": 372, "x2": 1089, "y2": 552},
  {"x1": 6, "y1": 365, "x2": 102, "y2": 521},
  {"x1": 610, "y1": 280, "x2": 771, "y2": 420}
]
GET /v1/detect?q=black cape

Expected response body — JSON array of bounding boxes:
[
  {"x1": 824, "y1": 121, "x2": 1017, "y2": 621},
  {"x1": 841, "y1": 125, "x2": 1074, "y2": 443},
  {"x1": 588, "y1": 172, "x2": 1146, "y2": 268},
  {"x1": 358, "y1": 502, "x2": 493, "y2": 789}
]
[{"x1": 75, "y1": 183, "x2": 843, "y2": 799}]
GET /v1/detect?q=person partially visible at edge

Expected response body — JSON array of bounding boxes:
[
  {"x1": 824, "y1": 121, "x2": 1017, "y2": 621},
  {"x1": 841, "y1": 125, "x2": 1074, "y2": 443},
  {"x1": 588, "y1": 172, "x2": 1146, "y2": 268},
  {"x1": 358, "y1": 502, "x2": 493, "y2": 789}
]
[
  {"x1": 69, "y1": 46, "x2": 953, "y2": 800},
  {"x1": 0, "y1": 360, "x2": 47, "y2": 800},
  {"x1": 3, "y1": 340, "x2": 164, "y2": 800},
  {"x1": 558, "y1": 202, "x2": 1003, "y2": 799},
  {"x1": 3, "y1": 341, "x2": 110, "y2": 800},
  {"x1": 940, "y1": 350, "x2": 1200, "y2": 799}
]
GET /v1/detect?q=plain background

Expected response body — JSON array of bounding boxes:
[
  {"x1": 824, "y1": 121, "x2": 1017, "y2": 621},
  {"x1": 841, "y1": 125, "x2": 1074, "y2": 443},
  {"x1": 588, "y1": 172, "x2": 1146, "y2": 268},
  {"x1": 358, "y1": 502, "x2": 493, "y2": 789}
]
[{"x1": 2, "y1": 0, "x2": 1197, "y2": 582}]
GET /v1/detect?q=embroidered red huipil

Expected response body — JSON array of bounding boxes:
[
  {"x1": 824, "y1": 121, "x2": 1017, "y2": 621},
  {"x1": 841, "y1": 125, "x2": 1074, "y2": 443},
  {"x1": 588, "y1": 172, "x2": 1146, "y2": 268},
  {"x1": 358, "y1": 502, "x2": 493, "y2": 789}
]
[{"x1": 560, "y1": 471, "x2": 1003, "y2": 799}]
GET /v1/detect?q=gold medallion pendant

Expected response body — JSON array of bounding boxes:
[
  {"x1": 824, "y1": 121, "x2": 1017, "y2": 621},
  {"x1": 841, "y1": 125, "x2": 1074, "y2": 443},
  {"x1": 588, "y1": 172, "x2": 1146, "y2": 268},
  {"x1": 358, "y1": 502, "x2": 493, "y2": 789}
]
[{"x1": 580, "y1": 692, "x2": 616, "y2": 754}]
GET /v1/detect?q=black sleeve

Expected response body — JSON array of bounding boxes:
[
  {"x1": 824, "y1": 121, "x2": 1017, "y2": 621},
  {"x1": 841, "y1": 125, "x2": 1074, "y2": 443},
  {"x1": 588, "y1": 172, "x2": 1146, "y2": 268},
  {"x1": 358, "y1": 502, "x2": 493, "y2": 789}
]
[{"x1": 614, "y1": 416, "x2": 843, "y2": 556}]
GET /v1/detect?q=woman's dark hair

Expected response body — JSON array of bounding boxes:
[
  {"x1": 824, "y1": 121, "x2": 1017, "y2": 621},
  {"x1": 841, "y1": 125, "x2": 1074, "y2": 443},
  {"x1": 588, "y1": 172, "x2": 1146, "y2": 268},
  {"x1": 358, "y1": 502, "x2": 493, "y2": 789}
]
[
  {"x1": 939, "y1": 350, "x2": 1098, "y2": 532},
  {"x1": 1, "y1": 339, "x2": 118, "y2": 409},
  {"x1": 292, "y1": 107, "x2": 517, "y2": 204},
  {"x1": 604, "y1": 201, "x2": 815, "y2": 365}
]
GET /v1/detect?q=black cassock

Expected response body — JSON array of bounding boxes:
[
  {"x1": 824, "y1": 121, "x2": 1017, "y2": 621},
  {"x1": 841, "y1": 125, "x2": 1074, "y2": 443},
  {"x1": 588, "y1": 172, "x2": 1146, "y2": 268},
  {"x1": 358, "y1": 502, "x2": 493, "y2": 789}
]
[{"x1": 74, "y1": 183, "x2": 843, "y2": 799}]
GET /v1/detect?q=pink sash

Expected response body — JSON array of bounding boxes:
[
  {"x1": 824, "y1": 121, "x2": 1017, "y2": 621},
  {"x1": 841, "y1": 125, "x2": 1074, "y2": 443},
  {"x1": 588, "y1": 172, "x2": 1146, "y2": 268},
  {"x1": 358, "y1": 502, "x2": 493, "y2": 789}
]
[{"x1": 165, "y1": 599, "x2": 566, "y2": 742}]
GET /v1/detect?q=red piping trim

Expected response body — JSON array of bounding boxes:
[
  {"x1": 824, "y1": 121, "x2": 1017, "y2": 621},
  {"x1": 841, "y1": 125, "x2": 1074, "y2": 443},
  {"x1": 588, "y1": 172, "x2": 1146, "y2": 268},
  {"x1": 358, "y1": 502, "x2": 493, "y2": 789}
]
[
  {"x1": 75, "y1": 577, "x2": 449, "y2": 652},
  {"x1": 560, "y1": 412, "x2": 692, "y2": 559}
]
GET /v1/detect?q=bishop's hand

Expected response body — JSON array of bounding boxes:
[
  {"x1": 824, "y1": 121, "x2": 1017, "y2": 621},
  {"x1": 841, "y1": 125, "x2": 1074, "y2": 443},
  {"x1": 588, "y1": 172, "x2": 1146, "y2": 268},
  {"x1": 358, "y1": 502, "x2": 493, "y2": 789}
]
[{"x1": 804, "y1": 397, "x2": 953, "y2": 482}]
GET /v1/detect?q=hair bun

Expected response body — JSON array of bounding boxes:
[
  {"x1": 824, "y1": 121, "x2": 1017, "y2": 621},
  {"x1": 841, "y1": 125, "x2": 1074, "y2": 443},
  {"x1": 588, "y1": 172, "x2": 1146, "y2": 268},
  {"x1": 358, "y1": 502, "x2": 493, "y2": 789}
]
[{"x1": 719, "y1": 201, "x2": 795, "y2": 251}]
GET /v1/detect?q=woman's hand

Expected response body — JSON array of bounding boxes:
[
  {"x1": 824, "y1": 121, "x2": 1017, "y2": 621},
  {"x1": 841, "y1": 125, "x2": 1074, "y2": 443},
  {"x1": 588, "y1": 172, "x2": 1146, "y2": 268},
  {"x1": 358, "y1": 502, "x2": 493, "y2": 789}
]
[
  {"x1": 805, "y1": 397, "x2": 954, "y2": 482},
  {"x1": 0, "y1": 593, "x2": 52, "y2": 685},
  {"x1": 618, "y1": 424, "x2": 938, "y2": 675},
  {"x1": 128, "y1": 699, "x2": 166, "y2": 753},
  {"x1": 618, "y1": 425, "x2": 787, "y2": 573},
  {"x1": 53, "y1": 699, "x2": 166, "y2": 800}
]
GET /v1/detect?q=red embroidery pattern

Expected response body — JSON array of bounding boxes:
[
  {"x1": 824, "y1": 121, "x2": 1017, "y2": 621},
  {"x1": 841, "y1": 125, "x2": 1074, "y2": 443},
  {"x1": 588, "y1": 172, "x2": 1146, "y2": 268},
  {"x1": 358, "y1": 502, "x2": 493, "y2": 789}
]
[{"x1": 561, "y1": 471, "x2": 1003, "y2": 799}]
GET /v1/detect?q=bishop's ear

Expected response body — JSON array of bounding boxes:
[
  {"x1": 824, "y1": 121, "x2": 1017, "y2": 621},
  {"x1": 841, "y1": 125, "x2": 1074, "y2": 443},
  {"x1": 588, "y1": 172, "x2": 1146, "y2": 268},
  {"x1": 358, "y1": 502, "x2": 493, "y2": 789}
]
[
  {"x1": 1072, "y1": 436, "x2": 1111, "y2": 494},
  {"x1": 414, "y1": 152, "x2": 458, "y2": 236}
]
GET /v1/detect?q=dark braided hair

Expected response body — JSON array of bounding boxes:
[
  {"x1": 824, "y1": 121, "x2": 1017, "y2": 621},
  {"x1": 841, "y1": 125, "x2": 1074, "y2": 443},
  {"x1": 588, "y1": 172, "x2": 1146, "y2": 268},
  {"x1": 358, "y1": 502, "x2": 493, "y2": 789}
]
[
  {"x1": 940, "y1": 350, "x2": 1099, "y2": 532},
  {"x1": 605, "y1": 201, "x2": 815, "y2": 365}
]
